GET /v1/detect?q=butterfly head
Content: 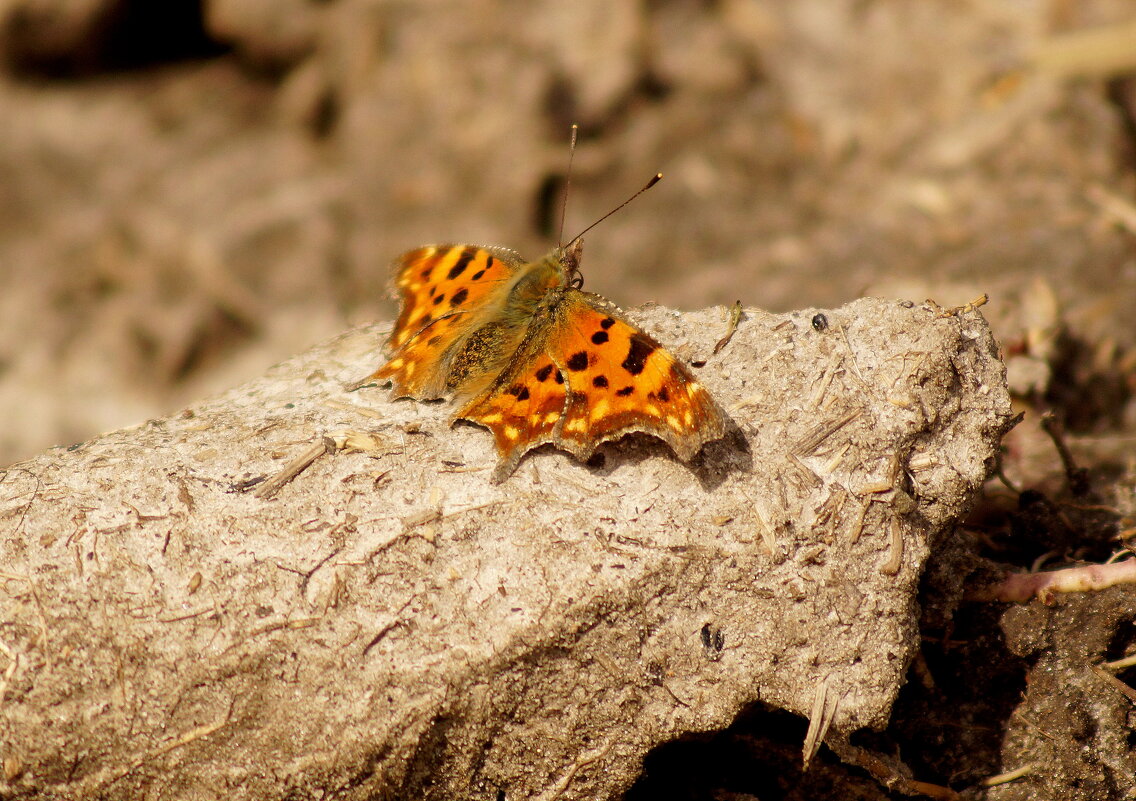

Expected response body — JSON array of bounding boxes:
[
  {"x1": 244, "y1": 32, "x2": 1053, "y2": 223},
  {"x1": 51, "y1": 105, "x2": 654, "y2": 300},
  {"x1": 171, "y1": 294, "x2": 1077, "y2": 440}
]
[{"x1": 558, "y1": 237, "x2": 585, "y2": 289}]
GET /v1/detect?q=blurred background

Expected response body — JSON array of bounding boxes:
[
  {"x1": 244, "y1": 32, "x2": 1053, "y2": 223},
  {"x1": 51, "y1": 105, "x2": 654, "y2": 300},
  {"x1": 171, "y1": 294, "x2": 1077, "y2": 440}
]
[{"x1": 1, "y1": 0, "x2": 1134, "y2": 466}]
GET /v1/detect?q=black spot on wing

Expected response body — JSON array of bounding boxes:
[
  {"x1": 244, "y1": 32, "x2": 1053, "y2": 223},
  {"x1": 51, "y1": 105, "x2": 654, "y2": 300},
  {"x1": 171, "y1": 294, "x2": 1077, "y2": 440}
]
[
  {"x1": 592, "y1": 375, "x2": 608, "y2": 388},
  {"x1": 621, "y1": 333, "x2": 657, "y2": 376},
  {"x1": 450, "y1": 287, "x2": 469, "y2": 306},
  {"x1": 535, "y1": 364, "x2": 554, "y2": 382},
  {"x1": 600, "y1": 317, "x2": 615, "y2": 329},
  {"x1": 447, "y1": 247, "x2": 477, "y2": 280},
  {"x1": 591, "y1": 330, "x2": 609, "y2": 345},
  {"x1": 616, "y1": 386, "x2": 634, "y2": 397},
  {"x1": 567, "y1": 351, "x2": 589, "y2": 371},
  {"x1": 472, "y1": 256, "x2": 494, "y2": 279}
]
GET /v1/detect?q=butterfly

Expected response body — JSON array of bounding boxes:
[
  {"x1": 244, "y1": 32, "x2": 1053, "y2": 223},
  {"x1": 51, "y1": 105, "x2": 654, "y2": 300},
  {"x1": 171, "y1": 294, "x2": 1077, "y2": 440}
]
[{"x1": 366, "y1": 193, "x2": 728, "y2": 482}]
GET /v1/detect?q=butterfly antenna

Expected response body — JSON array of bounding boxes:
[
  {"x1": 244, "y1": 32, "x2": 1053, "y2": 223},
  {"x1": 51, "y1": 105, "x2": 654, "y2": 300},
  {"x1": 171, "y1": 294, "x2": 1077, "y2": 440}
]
[
  {"x1": 566, "y1": 172, "x2": 662, "y2": 247},
  {"x1": 557, "y1": 124, "x2": 579, "y2": 249}
]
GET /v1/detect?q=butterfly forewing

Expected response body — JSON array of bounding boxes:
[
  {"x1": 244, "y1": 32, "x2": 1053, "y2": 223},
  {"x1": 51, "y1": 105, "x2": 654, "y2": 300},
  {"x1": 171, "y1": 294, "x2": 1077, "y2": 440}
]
[
  {"x1": 375, "y1": 245, "x2": 526, "y2": 398},
  {"x1": 387, "y1": 245, "x2": 524, "y2": 349}
]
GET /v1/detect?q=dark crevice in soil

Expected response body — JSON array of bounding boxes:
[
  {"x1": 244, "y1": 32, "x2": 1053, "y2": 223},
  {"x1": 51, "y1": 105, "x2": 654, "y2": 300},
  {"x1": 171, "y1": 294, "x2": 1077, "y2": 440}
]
[
  {"x1": 1104, "y1": 76, "x2": 1136, "y2": 171},
  {"x1": 625, "y1": 703, "x2": 884, "y2": 800},
  {"x1": 533, "y1": 172, "x2": 566, "y2": 240},
  {"x1": 1044, "y1": 330, "x2": 1133, "y2": 434},
  {"x1": 885, "y1": 603, "x2": 1030, "y2": 790},
  {"x1": 1, "y1": 0, "x2": 229, "y2": 80}
]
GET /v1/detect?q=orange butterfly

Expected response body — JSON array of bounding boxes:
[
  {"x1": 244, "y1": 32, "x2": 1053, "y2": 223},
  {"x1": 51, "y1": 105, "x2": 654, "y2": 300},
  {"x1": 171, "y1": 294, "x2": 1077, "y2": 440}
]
[{"x1": 368, "y1": 187, "x2": 727, "y2": 481}]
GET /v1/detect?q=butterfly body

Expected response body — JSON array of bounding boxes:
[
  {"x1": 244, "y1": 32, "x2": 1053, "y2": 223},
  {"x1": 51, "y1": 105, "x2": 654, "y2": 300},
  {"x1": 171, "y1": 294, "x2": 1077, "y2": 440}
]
[{"x1": 372, "y1": 241, "x2": 726, "y2": 481}]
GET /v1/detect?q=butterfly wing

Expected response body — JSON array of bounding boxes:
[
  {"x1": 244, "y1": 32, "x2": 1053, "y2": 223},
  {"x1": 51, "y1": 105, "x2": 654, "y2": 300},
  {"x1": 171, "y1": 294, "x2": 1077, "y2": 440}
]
[
  {"x1": 372, "y1": 244, "x2": 528, "y2": 399},
  {"x1": 454, "y1": 346, "x2": 569, "y2": 481},
  {"x1": 458, "y1": 288, "x2": 727, "y2": 481},
  {"x1": 552, "y1": 291, "x2": 728, "y2": 462}
]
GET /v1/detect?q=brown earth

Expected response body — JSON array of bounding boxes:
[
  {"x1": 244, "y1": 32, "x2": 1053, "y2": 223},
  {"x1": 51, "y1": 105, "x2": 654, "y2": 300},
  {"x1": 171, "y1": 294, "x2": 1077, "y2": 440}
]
[{"x1": 1, "y1": 1, "x2": 1135, "y2": 799}]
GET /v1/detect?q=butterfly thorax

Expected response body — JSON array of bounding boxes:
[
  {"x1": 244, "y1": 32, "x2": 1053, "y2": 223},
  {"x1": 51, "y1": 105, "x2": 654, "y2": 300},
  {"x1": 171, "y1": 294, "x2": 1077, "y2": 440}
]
[
  {"x1": 495, "y1": 239, "x2": 581, "y2": 320},
  {"x1": 502, "y1": 255, "x2": 564, "y2": 316}
]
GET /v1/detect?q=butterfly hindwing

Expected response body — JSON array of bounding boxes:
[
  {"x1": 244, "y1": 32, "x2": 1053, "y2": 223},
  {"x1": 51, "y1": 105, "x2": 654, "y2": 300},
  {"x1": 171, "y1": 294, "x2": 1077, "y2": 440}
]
[{"x1": 455, "y1": 350, "x2": 568, "y2": 479}]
